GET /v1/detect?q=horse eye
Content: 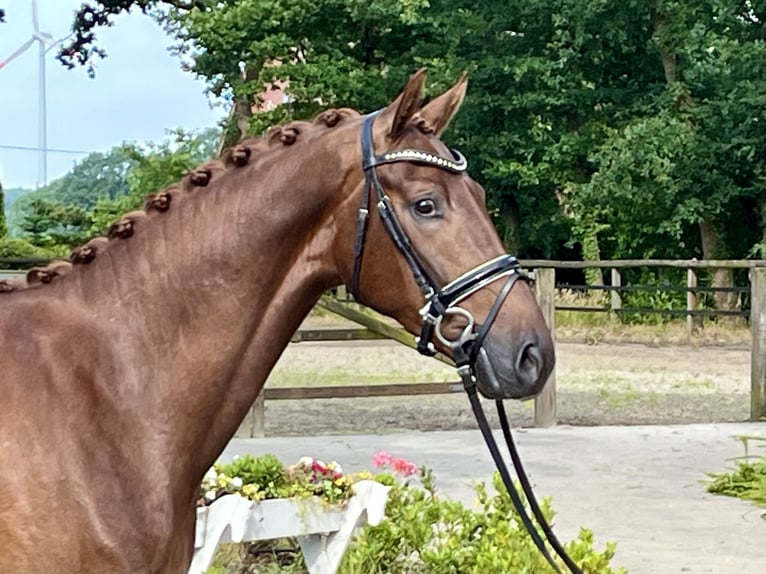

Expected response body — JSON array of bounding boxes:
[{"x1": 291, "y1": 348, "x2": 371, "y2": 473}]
[{"x1": 413, "y1": 198, "x2": 438, "y2": 217}]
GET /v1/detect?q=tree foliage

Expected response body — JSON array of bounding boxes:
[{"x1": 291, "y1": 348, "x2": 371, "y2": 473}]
[
  {"x1": 6, "y1": 128, "x2": 217, "y2": 254},
  {"x1": 8, "y1": 0, "x2": 766, "y2": 270},
  {"x1": 50, "y1": 1, "x2": 205, "y2": 77},
  {"x1": 0, "y1": 180, "x2": 6, "y2": 238},
  {"x1": 164, "y1": 0, "x2": 440, "y2": 139},
  {"x1": 89, "y1": 127, "x2": 217, "y2": 233}
]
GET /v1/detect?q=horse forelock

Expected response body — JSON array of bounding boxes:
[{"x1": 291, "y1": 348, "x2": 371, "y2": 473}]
[{"x1": 0, "y1": 107, "x2": 364, "y2": 298}]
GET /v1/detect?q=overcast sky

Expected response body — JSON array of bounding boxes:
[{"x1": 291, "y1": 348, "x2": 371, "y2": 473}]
[{"x1": 0, "y1": 0, "x2": 224, "y2": 189}]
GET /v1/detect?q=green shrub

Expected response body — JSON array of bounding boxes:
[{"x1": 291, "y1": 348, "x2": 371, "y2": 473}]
[
  {"x1": 203, "y1": 456, "x2": 625, "y2": 573},
  {"x1": 0, "y1": 236, "x2": 59, "y2": 266},
  {"x1": 341, "y1": 470, "x2": 625, "y2": 574},
  {"x1": 707, "y1": 436, "x2": 766, "y2": 508}
]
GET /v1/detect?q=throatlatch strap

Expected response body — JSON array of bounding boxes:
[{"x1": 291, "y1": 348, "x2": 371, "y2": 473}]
[{"x1": 350, "y1": 178, "x2": 372, "y2": 301}]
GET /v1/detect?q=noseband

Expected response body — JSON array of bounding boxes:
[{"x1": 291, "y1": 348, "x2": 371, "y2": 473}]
[{"x1": 350, "y1": 110, "x2": 584, "y2": 574}]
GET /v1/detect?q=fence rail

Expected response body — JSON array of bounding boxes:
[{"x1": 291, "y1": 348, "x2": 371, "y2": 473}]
[
  {"x1": 521, "y1": 259, "x2": 753, "y2": 327},
  {"x1": 2, "y1": 258, "x2": 765, "y2": 431},
  {"x1": 244, "y1": 260, "x2": 764, "y2": 435}
]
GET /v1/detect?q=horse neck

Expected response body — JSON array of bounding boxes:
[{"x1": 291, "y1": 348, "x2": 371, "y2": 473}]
[{"x1": 56, "y1": 140, "x2": 350, "y2": 486}]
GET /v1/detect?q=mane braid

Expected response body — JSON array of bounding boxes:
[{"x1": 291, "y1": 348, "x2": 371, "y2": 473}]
[
  {"x1": 0, "y1": 107, "x2": 362, "y2": 298},
  {"x1": 27, "y1": 260, "x2": 73, "y2": 286},
  {"x1": 182, "y1": 160, "x2": 226, "y2": 193}
]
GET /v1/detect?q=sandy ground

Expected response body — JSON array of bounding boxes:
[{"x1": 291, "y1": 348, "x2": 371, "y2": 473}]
[{"x1": 250, "y1": 338, "x2": 752, "y2": 437}]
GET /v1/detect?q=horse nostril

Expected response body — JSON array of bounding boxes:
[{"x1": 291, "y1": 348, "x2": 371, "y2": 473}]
[{"x1": 516, "y1": 342, "x2": 542, "y2": 385}]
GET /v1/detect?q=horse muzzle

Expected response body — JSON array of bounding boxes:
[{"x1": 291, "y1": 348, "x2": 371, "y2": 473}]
[{"x1": 473, "y1": 331, "x2": 555, "y2": 399}]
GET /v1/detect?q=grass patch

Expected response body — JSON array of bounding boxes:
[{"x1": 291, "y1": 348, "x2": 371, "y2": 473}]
[
  {"x1": 673, "y1": 378, "x2": 715, "y2": 390},
  {"x1": 553, "y1": 289, "x2": 749, "y2": 346},
  {"x1": 707, "y1": 436, "x2": 766, "y2": 510},
  {"x1": 303, "y1": 292, "x2": 751, "y2": 346}
]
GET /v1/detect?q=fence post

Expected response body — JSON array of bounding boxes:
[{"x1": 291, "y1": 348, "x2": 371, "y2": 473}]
[
  {"x1": 252, "y1": 393, "x2": 266, "y2": 437},
  {"x1": 750, "y1": 268, "x2": 766, "y2": 420},
  {"x1": 534, "y1": 267, "x2": 557, "y2": 427},
  {"x1": 235, "y1": 392, "x2": 265, "y2": 438},
  {"x1": 687, "y1": 268, "x2": 698, "y2": 335},
  {"x1": 610, "y1": 268, "x2": 622, "y2": 312}
]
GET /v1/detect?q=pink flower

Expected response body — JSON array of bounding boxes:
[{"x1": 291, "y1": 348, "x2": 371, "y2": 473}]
[
  {"x1": 373, "y1": 451, "x2": 393, "y2": 468},
  {"x1": 312, "y1": 460, "x2": 330, "y2": 474},
  {"x1": 392, "y1": 458, "x2": 419, "y2": 477}
]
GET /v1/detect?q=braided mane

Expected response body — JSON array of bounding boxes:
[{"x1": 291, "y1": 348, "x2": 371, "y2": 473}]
[{"x1": 0, "y1": 107, "x2": 366, "y2": 296}]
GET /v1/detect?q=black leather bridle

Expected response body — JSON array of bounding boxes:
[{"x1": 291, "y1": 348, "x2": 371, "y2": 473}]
[{"x1": 350, "y1": 110, "x2": 584, "y2": 574}]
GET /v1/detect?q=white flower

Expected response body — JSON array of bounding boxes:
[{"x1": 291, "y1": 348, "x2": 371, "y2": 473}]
[
  {"x1": 204, "y1": 467, "x2": 217, "y2": 482},
  {"x1": 298, "y1": 456, "x2": 313, "y2": 467},
  {"x1": 204, "y1": 490, "x2": 217, "y2": 502},
  {"x1": 230, "y1": 477, "x2": 243, "y2": 489}
]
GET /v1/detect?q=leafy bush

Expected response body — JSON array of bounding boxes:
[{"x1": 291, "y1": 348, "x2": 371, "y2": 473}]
[
  {"x1": 707, "y1": 436, "x2": 766, "y2": 509},
  {"x1": 204, "y1": 454, "x2": 626, "y2": 574},
  {"x1": 0, "y1": 236, "x2": 59, "y2": 265},
  {"x1": 618, "y1": 268, "x2": 688, "y2": 325},
  {"x1": 341, "y1": 470, "x2": 625, "y2": 574}
]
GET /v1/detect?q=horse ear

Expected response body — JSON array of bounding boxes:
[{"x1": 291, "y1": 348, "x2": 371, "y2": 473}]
[
  {"x1": 381, "y1": 68, "x2": 427, "y2": 140},
  {"x1": 417, "y1": 72, "x2": 468, "y2": 137}
]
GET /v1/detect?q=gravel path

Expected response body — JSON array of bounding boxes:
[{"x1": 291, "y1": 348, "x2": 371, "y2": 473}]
[{"x1": 246, "y1": 339, "x2": 752, "y2": 437}]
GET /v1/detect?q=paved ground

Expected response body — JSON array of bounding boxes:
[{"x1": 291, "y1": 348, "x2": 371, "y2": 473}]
[{"x1": 222, "y1": 422, "x2": 766, "y2": 574}]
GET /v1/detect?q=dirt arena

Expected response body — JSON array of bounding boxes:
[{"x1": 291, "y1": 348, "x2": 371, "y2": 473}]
[{"x1": 251, "y1": 334, "x2": 752, "y2": 437}]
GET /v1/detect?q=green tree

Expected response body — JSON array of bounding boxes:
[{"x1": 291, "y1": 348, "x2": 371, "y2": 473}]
[
  {"x1": 90, "y1": 127, "x2": 218, "y2": 233},
  {"x1": 49, "y1": 1, "x2": 205, "y2": 77},
  {"x1": 562, "y1": 0, "x2": 766, "y2": 307},
  {"x1": 38, "y1": 0, "x2": 766, "y2": 273},
  {"x1": 419, "y1": 0, "x2": 664, "y2": 261},
  {"x1": 9, "y1": 146, "x2": 137, "y2": 248},
  {"x1": 164, "y1": 0, "x2": 437, "y2": 142},
  {"x1": 17, "y1": 198, "x2": 91, "y2": 252},
  {"x1": 8, "y1": 129, "x2": 217, "y2": 251},
  {"x1": 0, "y1": 179, "x2": 6, "y2": 238}
]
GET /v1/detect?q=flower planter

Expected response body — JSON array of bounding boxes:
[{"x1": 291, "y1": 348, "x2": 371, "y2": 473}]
[{"x1": 188, "y1": 480, "x2": 390, "y2": 574}]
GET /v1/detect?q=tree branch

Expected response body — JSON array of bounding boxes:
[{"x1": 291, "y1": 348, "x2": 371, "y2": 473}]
[{"x1": 55, "y1": 0, "x2": 207, "y2": 77}]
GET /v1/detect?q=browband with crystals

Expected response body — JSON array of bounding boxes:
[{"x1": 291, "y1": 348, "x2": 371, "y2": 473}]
[{"x1": 367, "y1": 148, "x2": 468, "y2": 173}]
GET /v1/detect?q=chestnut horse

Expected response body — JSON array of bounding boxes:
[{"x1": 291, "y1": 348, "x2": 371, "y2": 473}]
[{"x1": 0, "y1": 70, "x2": 554, "y2": 573}]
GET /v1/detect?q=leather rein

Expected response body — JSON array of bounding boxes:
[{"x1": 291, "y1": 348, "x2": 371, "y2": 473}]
[{"x1": 350, "y1": 110, "x2": 584, "y2": 574}]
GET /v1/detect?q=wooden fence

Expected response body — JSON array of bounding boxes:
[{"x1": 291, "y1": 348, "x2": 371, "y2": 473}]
[
  {"x1": 525, "y1": 260, "x2": 765, "y2": 428},
  {"x1": 242, "y1": 259, "x2": 766, "y2": 436},
  {"x1": 2, "y1": 258, "x2": 765, "y2": 433}
]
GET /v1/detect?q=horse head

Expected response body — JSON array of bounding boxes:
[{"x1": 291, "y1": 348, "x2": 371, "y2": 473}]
[{"x1": 334, "y1": 69, "x2": 555, "y2": 400}]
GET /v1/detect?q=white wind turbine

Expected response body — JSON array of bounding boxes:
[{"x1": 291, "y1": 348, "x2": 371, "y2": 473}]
[{"x1": 0, "y1": 0, "x2": 61, "y2": 188}]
